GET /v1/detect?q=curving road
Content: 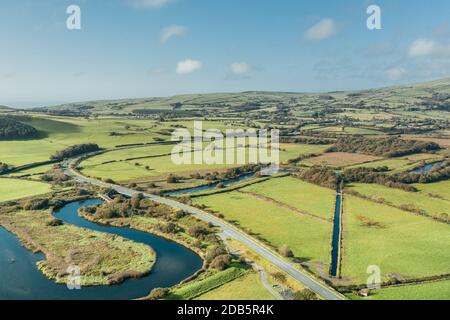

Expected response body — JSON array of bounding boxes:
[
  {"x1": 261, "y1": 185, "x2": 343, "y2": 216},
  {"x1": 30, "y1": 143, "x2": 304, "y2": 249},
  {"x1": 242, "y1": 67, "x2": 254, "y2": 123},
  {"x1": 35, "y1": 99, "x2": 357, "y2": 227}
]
[{"x1": 62, "y1": 158, "x2": 345, "y2": 301}]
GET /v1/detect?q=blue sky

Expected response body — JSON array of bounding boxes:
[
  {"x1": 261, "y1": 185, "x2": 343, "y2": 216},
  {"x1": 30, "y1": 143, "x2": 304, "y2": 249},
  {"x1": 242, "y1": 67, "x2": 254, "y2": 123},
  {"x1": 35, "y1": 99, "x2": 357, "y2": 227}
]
[{"x1": 1, "y1": 0, "x2": 450, "y2": 107}]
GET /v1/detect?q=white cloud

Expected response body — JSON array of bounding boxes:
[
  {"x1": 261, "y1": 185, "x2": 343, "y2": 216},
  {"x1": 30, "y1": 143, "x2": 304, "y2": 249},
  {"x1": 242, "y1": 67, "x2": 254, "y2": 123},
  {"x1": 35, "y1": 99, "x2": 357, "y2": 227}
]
[
  {"x1": 128, "y1": 0, "x2": 173, "y2": 9},
  {"x1": 231, "y1": 62, "x2": 252, "y2": 75},
  {"x1": 385, "y1": 67, "x2": 406, "y2": 81},
  {"x1": 305, "y1": 18, "x2": 337, "y2": 41},
  {"x1": 408, "y1": 38, "x2": 450, "y2": 58},
  {"x1": 176, "y1": 59, "x2": 203, "y2": 75},
  {"x1": 160, "y1": 25, "x2": 187, "y2": 44}
]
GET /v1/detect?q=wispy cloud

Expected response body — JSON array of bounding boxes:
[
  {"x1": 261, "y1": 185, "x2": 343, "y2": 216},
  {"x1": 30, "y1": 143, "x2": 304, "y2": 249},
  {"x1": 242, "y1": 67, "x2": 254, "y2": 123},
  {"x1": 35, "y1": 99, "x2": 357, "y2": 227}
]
[
  {"x1": 408, "y1": 38, "x2": 450, "y2": 58},
  {"x1": 305, "y1": 18, "x2": 337, "y2": 41},
  {"x1": 160, "y1": 25, "x2": 188, "y2": 44},
  {"x1": 231, "y1": 62, "x2": 252, "y2": 76},
  {"x1": 385, "y1": 67, "x2": 407, "y2": 81},
  {"x1": 176, "y1": 59, "x2": 203, "y2": 74},
  {"x1": 128, "y1": 0, "x2": 174, "y2": 9}
]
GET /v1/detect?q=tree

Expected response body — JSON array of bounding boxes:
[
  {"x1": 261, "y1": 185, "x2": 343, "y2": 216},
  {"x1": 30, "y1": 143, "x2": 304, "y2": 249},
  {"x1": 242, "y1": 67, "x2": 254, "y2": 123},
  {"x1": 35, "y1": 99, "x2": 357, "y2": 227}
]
[
  {"x1": 210, "y1": 255, "x2": 231, "y2": 271},
  {"x1": 131, "y1": 193, "x2": 144, "y2": 209}
]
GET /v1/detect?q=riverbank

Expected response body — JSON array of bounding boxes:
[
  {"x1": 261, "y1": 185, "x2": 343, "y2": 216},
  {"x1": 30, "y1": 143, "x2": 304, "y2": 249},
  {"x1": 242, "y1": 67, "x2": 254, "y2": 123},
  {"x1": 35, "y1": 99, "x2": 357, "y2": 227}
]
[{"x1": 0, "y1": 201, "x2": 156, "y2": 286}]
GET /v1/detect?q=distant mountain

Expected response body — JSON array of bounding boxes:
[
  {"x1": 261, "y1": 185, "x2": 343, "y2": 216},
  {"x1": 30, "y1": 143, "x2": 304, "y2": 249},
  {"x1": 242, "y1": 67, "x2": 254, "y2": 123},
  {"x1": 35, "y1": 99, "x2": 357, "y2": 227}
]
[{"x1": 36, "y1": 77, "x2": 450, "y2": 116}]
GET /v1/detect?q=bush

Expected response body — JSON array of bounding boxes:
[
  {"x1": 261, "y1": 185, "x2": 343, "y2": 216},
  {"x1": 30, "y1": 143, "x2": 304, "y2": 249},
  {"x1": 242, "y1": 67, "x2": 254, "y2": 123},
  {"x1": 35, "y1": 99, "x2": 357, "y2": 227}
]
[
  {"x1": 205, "y1": 245, "x2": 227, "y2": 262},
  {"x1": 77, "y1": 189, "x2": 91, "y2": 196},
  {"x1": 187, "y1": 226, "x2": 209, "y2": 238},
  {"x1": 278, "y1": 244, "x2": 294, "y2": 258},
  {"x1": 24, "y1": 198, "x2": 49, "y2": 210},
  {"x1": 47, "y1": 219, "x2": 64, "y2": 227},
  {"x1": 166, "y1": 175, "x2": 179, "y2": 183},
  {"x1": 147, "y1": 288, "x2": 169, "y2": 300},
  {"x1": 210, "y1": 255, "x2": 232, "y2": 271},
  {"x1": 292, "y1": 289, "x2": 318, "y2": 300}
]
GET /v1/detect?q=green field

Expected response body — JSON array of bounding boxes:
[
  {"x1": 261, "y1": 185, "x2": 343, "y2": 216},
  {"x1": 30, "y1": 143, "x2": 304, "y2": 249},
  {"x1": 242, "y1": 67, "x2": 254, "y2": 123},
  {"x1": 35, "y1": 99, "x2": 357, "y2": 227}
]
[
  {"x1": 0, "y1": 178, "x2": 52, "y2": 203},
  {"x1": 241, "y1": 177, "x2": 335, "y2": 220},
  {"x1": 193, "y1": 188, "x2": 332, "y2": 268},
  {"x1": 348, "y1": 183, "x2": 450, "y2": 219},
  {"x1": 349, "y1": 281, "x2": 450, "y2": 300},
  {"x1": 167, "y1": 267, "x2": 248, "y2": 300},
  {"x1": 342, "y1": 196, "x2": 450, "y2": 284},
  {"x1": 79, "y1": 141, "x2": 326, "y2": 182},
  {"x1": 195, "y1": 272, "x2": 275, "y2": 300},
  {"x1": 413, "y1": 180, "x2": 450, "y2": 201}
]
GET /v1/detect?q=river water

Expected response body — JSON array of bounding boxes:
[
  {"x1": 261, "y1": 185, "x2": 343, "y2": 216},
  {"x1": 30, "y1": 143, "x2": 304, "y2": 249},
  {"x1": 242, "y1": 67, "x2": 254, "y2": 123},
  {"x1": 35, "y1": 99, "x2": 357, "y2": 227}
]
[{"x1": 0, "y1": 199, "x2": 202, "y2": 300}]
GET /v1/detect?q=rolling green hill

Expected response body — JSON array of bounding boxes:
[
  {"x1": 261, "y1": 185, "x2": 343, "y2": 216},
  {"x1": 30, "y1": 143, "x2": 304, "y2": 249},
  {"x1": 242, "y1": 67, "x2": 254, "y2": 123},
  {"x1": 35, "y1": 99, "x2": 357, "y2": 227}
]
[{"x1": 38, "y1": 78, "x2": 450, "y2": 118}]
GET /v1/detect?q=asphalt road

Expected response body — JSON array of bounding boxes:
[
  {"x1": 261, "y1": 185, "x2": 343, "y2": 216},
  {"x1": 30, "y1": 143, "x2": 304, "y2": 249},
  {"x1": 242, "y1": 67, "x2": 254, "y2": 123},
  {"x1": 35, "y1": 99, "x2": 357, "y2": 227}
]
[{"x1": 62, "y1": 160, "x2": 345, "y2": 301}]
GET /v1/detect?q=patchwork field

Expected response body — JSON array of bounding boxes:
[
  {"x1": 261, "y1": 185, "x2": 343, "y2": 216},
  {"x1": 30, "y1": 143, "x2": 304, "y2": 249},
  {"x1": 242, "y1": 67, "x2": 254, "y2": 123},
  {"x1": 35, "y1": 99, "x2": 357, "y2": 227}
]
[
  {"x1": 342, "y1": 196, "x2": 450, "y2": 284},
  {"x1": 348, "y1": 183, "x2": 450, "y2": 219},
  {"x1": 79, "y1": 142, "x2": 326, "y2": 182},
  {"x1": 241, "y1": 176, "x2": 335, "y2": 220},
  {"x1": 193, "y1": 189, "x2": 332, "y2": 268},
  {"x1": 304, "y1": 152, "x2": 381, "y2": 167},
  {"x1": 0, "y1": 178, "x2": 52, "y2": 203}
]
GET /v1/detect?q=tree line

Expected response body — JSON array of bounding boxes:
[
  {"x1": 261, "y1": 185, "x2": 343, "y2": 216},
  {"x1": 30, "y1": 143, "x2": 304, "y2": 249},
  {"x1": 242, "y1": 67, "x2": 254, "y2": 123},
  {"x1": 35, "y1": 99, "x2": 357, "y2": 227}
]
[
  {"x1": 50, "y1": 143, "x2": 100, "y2": 160},
  {"x1": 328, "y1": 136, "x2": 441, "y2": 157}
]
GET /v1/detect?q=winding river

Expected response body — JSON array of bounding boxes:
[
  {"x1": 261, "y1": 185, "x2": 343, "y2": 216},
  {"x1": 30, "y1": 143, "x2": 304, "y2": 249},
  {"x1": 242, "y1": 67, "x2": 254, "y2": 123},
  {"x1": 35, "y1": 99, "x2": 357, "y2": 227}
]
[{"x1": 0, "y1": 199, "x2": 203, "y2": 300}]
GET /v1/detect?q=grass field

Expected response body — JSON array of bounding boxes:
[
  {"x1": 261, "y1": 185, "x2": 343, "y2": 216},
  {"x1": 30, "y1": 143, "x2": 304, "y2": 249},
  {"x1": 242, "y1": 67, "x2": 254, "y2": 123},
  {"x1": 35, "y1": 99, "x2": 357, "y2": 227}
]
[
  {"x1": 304, "y1": 152, "x2": 381, "y2": 167},
  {"x1": 80, "y1": 142, "x2": 326, "y2": 182},
  {"x1": 167, "y1": 267, "x2": 248, "y2": 300},
  {"x1": 195, "y1": 272, "x2": 275, "y2": 300},
  {"x1": 241, "y1": 177, "x2": 335, "y2": 220},
  {"x1": 9, "y1": 164, "x2": 56, "y2": 178},
  {"x1": 193, "y1": 189, "x2": 332, "y2": 268},
  {"x1": 348, "y1": 183, "x2": 450, "y2": 218},
  {"x1": 0, "y1": 178, "x2": 52, "y2": 203},
  {"x1": 0, "y1": 209, "x2": 155, "y2": 286},
  {"x1": 348, "y1": 281, "x2": 450, "y2": 300},
  {"x1": 342, "y1": 196, "x2": 450, "y2": 284},
  {"x1": 413, "y1": 180, "x2": 450, "y2": 201}
]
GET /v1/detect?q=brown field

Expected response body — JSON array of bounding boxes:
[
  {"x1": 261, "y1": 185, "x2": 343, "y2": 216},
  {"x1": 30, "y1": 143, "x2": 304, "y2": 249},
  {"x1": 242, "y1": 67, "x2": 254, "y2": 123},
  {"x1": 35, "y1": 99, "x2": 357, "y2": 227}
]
[
  {"x1": 304, "y1": 152, "x2": 381, "y2": 167},
  {"x1": 401, "y1": 135, "x2": 450, "y2": 148}
]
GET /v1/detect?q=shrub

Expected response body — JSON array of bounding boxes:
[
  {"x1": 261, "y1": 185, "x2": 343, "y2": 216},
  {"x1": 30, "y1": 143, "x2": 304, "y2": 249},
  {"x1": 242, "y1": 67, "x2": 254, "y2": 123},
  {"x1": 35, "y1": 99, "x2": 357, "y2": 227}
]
[
  {"x1": 24, "y1": 198, "x2": 49, "y2": 210},
  {"x1": 292, "y1": 289, "x2": 318, "y2": 300},
  {"x1": 47, "y1": 219, "x2": 64, "y2": 227},
  {"x1": 166, "y1": 175, "x2": 178, "y2": 183},
  {"x1": 205, "y1": 245, "x2": 227, "y2": 262},
  {"x1": 278, "y1": 244, "x2": 294, "y2": 258},
  {"x1": 210, "y1": 255, "x2": 232, "y2": 271},
  {"x1": 187, "y1": 226, "x2": 209, "y2": 238},
  {"x1": 147, "y1": 288, "x2": 169, "y2": 300}
]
